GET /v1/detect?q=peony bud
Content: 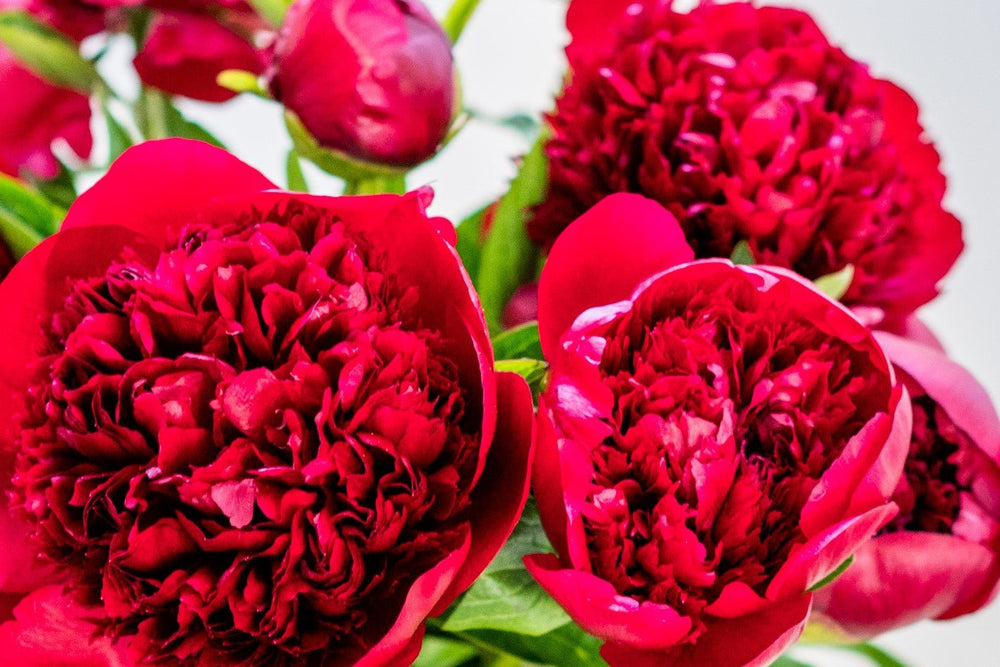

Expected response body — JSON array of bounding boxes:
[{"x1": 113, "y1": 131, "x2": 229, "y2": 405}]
[{"x1": 267, "y1": 0, "x2": 456, "y2": 169}]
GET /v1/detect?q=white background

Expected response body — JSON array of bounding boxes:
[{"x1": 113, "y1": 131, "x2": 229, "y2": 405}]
[{"x1": 94, "y1": 0, "x2": 999, "y2": 664}]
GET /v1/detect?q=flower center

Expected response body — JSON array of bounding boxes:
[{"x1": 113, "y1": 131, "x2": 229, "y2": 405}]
[{"x1": 576, "y1": 271, "x2": 886, "y2": 634}]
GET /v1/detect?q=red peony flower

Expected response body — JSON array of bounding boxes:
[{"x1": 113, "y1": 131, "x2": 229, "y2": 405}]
[
  {"x1": 267, "y1": 0, "x2": 457, "y2": 168},
  {"x1": 3, "y1": 0, "x2": 105, "y2": 40},
  {"x1": 0, "y1": 586, "x2": 131, "y2": 666},
  {"x1": 131, "y1": 1, "x2": 267, "y2": 102},
  {"x1": 0, "y1": 139, "x2": 534, "y2": 665},
  {"x1": 814, "y1": 332, "x2": 1000, "y2": 638},
  {"x1": 526, "y1": 194, "x2": 910, "y2": 667},
  {"x1": 529, "y1": 0, "x2": 963, "y2": 323}
]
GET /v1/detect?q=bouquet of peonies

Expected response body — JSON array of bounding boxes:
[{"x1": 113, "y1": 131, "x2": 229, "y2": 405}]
[{"x1": 0, "y1": 0, "x2": 996, "y2": 665}]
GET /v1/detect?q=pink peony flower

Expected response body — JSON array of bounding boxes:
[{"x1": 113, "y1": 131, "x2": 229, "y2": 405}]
[{"x1": 815, "y1": 333, "x2": 1000, "y2": 638}]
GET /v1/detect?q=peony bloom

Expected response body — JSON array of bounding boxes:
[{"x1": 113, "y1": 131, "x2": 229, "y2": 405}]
[
  {"x1": 0, "y1": 586, "x2": 130, "y2": 666},
  {"x1": 131, "y1": 1, "x2": 267, "y2": 102},
  {"x1": 267, "y1": 0, "x2": 456, "y2": 168},
  {"x1": 530, "y1": 0, "x2": 963, "y2": 324},
  {"x1": 814, "y1": 333, "x2": 1000, "y2": 638},
  {"x1": 526, "y1": 194, "x2": 910, "y2": 666},
  {"x1": 0, "y1": 139, "x2": 534, "y2": 665}
]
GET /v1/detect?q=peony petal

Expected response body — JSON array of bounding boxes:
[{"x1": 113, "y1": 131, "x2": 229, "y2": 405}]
[
  {"x1": 524, "y1": 553, "x2": 692, "y2": 650},
  {"x1": 62, "y1": 139, "x2": 276, "y2": 249},
  {"x1": 0, "y1": 226, "x2": 159, "y2": 450},
  {"x1": 767, "y1": 504, "x2": 898, "y2": 601},
  {"x1": 538, "y1": 193, "x2": 693, "y2": 361},
  {"x1": 0, "y1": 585, "x2": 130, "y2": 666},
  {"x1": 355, "y1": 530, "x2": 471, "y2": 667},
  {"x1": 566, "y1": 0, "x2": 640, "y2": 67},
  {"x1": 600, "y1": 594, "x2": 812, "y2": 667},
  {"x1": 814, "y1": 532, "x2": 998, "y2": 639},
  {"x1": 876, "y1": 332, "x2": 1000, "y2": 462},
  {"x1": 432, "y1": 371, "x2": 535, "y2": 614},
  {"x1": 533, "y1": 396, "x2": 569, "y2": 558}
]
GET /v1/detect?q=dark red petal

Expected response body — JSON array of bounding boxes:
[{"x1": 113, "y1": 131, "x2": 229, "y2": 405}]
[
  {"x1": 62, "y1": 139, "x2": 276, "y2": 249},
  {"x1": 433, "y1": 371, "x2": 535, "y2": 614},
  {"x1": 815, "y1": 532, "x2": 997, "y2": 639},
  {"x1": 0, "y1": 226, "x2": 159, "y2": 449},
  {"x1": 354, "y1": 531, "x2": 471, "y2": 667},
  {"x1": 538, "y1": 193, "x2": 693, "y2": 361},
  {"x1": 600, "y1": 594, "x2": 812, "y2": 667},
  {"x1": 524, "y1": 553, "x2": 692, "y2": 649}
]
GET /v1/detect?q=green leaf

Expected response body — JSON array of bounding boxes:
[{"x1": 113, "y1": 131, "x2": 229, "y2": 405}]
[
  {"x1": 772, "y1": 655, "x2": 813, "y2": 667},
  {"x1": 0, "y1": 173, "x2": 59, "y2": 236},
  {"x1": 104, "y1": 105, "x2": 135, "y2": 163},
  {"x1": 476, "y1": 131, "x2": 548, "y2": 334},
  {"x1": 413, "y1": 635, "x2": 477, "y2": 667},
  {"x1": 247, "y1": 0, "x2": 292, "y2": 27},
  {"x1": 465, "y1": 623, "x2": 606, "y2": 667},
  {"x1": 441, "y1": 0, "x2": 483, "y2": 43},
  {"x1": 842, "y1": 643, "x2": 910, "y2": 667},
  {"x1": 442, "y1": 501, "x2": 567, "y2": 637},
  {"x1": 814, "y1": 264, "x2": 855, "y2": 302},
  {"x1": 492, "y1": 322, "x2": 542, "y2": 362},
  {"x1": 217, "y1": 69, "x2": 270, "y2": 98},
  {"x1": 0, "y1": 11, "x2": 99, "y2": 91},
  {"x1": 30, "y1": 163, "x2": 76, "y2": 211},
  {"x1": 455, "y1": 205, "x2": 488, "y2": 284},
  {"x1": 730, "y1": 240, "x2": 755, "y2": 265},
  {"x1": 494, "y1": 358, "x2": 547, "y2": 397},
  {"x1": 286, "y1": 150, "x2": 308, "y2": 192},
  {"x1": 807, "y1": 555, "x2": 853, "y2": 592}
]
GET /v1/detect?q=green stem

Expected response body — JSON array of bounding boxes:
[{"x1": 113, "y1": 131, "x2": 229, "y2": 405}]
[
  {"x1": 139, "y1": 87, "x2": 171, "y2": 140},
  {"x1": 343, "y1": 175, "x2": 407, "y2": 196},
  {"x1": 441, "y1": 0, "x2": 482, "y2": 43}
]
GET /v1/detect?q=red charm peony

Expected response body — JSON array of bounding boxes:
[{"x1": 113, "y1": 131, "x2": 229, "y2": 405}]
[
  {"x1": 815, "y1": 332, "x2": 1000, "y2": 638},
  {"x1": 530, "y1": 0, "x2": 963, "y2": 323},
  {"x1": 0, "y1": 139, "x2": 534, "y2": 665},
  {"x1": 526, "y1": 194, "x2": 910, "y2": 667},
  {"x1": 267, "y1": 0, "x2": 457, "y2": 168}
]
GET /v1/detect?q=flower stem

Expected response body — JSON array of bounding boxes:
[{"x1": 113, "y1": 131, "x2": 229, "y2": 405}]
[
  {"x1": 343, "y1": 175, "x2": 407, "y2": 196},
  {"x1": 841, "y1": 643, "x2": 910, "y2": 667},
  {"x1": 139, "y1": 87, "x2": 171, "y2": 140},
  {"x1": 441, "y1": 0, "x2": 482, "y2": 43}
]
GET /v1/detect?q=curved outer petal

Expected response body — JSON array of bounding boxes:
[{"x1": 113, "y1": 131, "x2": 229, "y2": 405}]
[
  {"x1": 538, "y1": 193, "x2": 693, "y2": 361},
  {"x1": 0, "y1": 585, "x2": 131, "y2": 666},
  {"x1": 876, "y1": 332, "x2": 1000, "y2": 462},
  {"x1": 0, "y1": 226, "x2": 160, "y2": 449},
  {"x1": 432, "y1": 371, "x2": 535, "y2": 614},
  {"x1": 134, "y1": 10, "x2": 265, "y2": 103},
  {"x1": 814, "y1": 532, "x2": 998, "y2": 640},
  {"x1": 200, "y1": 188, "x2": 497, "y2": 484},
  {"x1": 353, "y1": 532, "x2": 471, "y2": 667},
  {"x1": 62, "y1": 139, "x2": 276, "y2": 248},
  {"x1": 524, "y1": 553, "x2": 693, "y2": 650},
  {"x1": 599, "y1": 594, "x2": 813, "y2": 667},
  {"x1": 533, "y1": 395, "x2": 569, "y2": 558},
  {"x1": 767, "y1": 504, "x2": 898, "y2": 601},
  {"x1": 877, "y1": 315, "x2": 946, "y2": 352},
  {"x1": 0, "y1": 478, "x2": 60, "y2": 595},
  {"x1": 0, "y1": 46, "x2": 93, "y2": 179}
]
